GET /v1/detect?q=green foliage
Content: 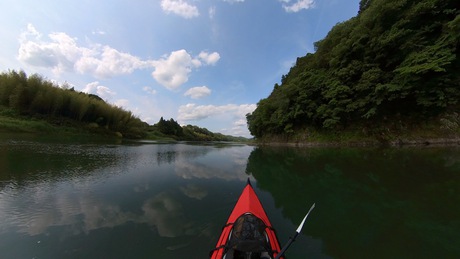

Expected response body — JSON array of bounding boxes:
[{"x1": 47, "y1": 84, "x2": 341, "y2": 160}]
[
  {"x1": 156, "y1": 117, "x2": 183, "y2": 136},
  {"x1": 0, "y1": 115, "x2": 56, "y2": 133},
  {"x1": 440, "y1": 112, "x2": 460, "y2": 133},
  {"x1": 150, "y1": 118, "x2": 248, "y2": 141},
  {"x1": 247, "y1": 0, "x2": 459, "y2": 138},
  {"x1": 358, "y1": 0, "x2": 372, "y2": 14},
  {"x1": 0, "y1": 70, "x2": 148, "y2": 138},
  {"x1": 0, "y1": 70, "x2": 248, "y2": 141}
]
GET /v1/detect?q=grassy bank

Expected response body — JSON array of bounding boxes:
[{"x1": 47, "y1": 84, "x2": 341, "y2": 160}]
[
  {"x1": 0, "y1": 115, "x2": 60, "y2": 133},
  {"x1": 0, "y1": 112, "x2": 247, "y2": 142},
  {"x1": 0, "y1": 108, "x2": 122, "y2": 138},
  {"x1": 0, "y1": 115, "x2": 119, "y2": 137}
]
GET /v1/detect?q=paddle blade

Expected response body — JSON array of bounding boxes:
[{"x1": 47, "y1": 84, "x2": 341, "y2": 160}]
[{"x1": 296, "y1": 203, "x2": 315, "y2": 233}]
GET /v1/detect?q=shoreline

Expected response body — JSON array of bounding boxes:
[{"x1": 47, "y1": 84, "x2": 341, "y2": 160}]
[{"x1": 252, "y1": 137, "x2": 460, "y2": 148}]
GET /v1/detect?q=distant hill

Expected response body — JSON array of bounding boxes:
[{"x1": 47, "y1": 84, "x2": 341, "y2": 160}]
[
  {"x1": 149, "y1": 117, "x2": 249, "y2": 142},
  {"x1": 0, "y1": 70, "x2": 249, "y2": 142},
  {"x1": 246, "y1": 0, "x2": 459, "y2": 143}
]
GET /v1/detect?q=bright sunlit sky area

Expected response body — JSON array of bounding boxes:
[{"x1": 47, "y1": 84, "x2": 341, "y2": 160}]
[{"x1": 0, "y1": 0, "x2": 360, "y2": 137}]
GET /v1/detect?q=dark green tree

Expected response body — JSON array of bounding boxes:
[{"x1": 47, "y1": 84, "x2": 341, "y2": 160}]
[{"x1": 247, "y1": 0, "x2": 459, "y2": 138}]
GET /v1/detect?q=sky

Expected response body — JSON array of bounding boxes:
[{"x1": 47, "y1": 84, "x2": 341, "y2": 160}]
[{"x1": 0, "y1": 0, "x2": 360, "y2": 137}]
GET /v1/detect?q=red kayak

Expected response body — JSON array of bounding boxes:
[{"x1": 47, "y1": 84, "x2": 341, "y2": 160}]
[{"x1": 210, "y1": 179, "x2": 283, "y2": 259}]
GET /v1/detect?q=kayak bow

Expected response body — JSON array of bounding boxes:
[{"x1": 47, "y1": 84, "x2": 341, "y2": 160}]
[{"x1": 210, "y1": 179, "x2": 283, "y2": 259}]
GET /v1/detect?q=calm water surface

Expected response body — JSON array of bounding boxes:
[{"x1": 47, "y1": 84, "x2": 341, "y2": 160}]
[{"x1": 0, "y1": 134, "x2": 459, "y2": 258}]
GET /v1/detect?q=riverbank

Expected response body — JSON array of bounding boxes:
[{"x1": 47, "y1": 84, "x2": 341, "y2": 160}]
[
  {"x1": 0, "y1": 114, "x2": 250, "y2": 142},
  {"x1": 0, "y1": 115, "x2": 81, "y2": 134},
  {"x1": 255, "y1": 138, "x2": 460, "y2": 148},
  {"x1": 253, "y1": 125, "x2": 460, "y2": 147},
  {"x1": 2, "y1": 110, "x2": 458, "y2": 146},
  {"x1": 0, "y1": 114, "x2": 123, "y2": 138}
]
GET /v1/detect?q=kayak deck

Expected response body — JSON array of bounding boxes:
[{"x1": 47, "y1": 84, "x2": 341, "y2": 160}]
[{"x1": 210, "y1": 180, "x2": 283, "y2": 259}]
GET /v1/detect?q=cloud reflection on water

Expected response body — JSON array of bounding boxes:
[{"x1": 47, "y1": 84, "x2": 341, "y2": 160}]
[
  {"x1": 2, "y1": 186, "x2": 201, "y2": 239},
  {"x1": 173, "y1": 145, "x2": 254, "y2": 181},
  {"x1": 142, "y1": 192, "x2": 193, "y2": 237},
  {"x1": 180, "y1": 183, "x2": 208, "y2": 200},
  {"x1": 0, "y1": 143, "x2": 255, "y2": 244}
]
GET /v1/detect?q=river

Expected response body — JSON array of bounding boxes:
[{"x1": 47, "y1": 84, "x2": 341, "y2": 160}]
[{"x1": 0, "y1": 134, "x2": 459, "y2": 258}]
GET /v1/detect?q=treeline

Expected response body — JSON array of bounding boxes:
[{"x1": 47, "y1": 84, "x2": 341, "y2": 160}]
[
  {"x1": 247, "y1": 0, "x2": 459, "y2": 139},
  {"x1": 0, "y1": 70, "x2": 148, "y2": 138},
  {"x1": 151, "y1": 117, "x2": 248, "y2": 141},
  {"x1": 0, "y1": 70, "x2": 247, "y2": 141}
]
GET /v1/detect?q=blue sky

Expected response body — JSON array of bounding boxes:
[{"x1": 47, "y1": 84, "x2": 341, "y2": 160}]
[{"x1": 0, "y1": 0, "x2": 360, "y2": 137}]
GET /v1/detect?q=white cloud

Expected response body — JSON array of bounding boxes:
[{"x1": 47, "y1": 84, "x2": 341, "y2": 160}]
[
  {"x1": 20, "y1": 23, "x2": 41, "y2": 40},
  {"x1": 178, "y1": 103, "x2": 222, "y2": 121},
  {"x1": 223, "y1": 0, "x2": 245, "y2": 3},
  {"x1": 18, "y1": 26, "x2": 149, "y2": 78},
  {"x1": 82, "y1": 81, "x2": 116, "y2": 100},
  {"x1": 52, "y1": 80, "x2": 76, "y2": 90},
  {"x1": 151, "y1": 49, "x2": 197, "y2": 90},
  {"x1": 223, "y1": 0, "x2": 313, "y2": 12},
  {"x1": 115, "y1": 99, "x2": 129, "y2": 108},
  {"x1": 114, "y1": 99, "x2": 130, "y2": 109},
  {"x1": 280, "y1": 0, "x2": 315, "y2": 12},
  {"x1": 177, "y1": 103, "x2": 255, "y2": 121},
  {"x1": 228, "y1": 119, "x2": 251, "y2": 136},
  {"x1": 91, "y1": 30, "x2": 106, "y2": 35},
  {"x1": 209, "y1": 6, "x2": 216, "y2": 19},
  {"x1": 18, "y1": 31, "x2": 80, "y2": 74},
  {"x1": 234, "y1": 119, "x2": 247, "y2": 127},
  {"x1": 160, "y1": 0, "x2": 199, "y2": 19},
  {"x1": 184, "y1": 86, "x2": 211, "y2": 99},
  {"x1": 75, "y1": 46, "x2": 148, "y2": 78},
  {"x1": 224, "y1": 126, "x2": 247, "y2": 137},
  {"x1": 151, "y1": 50, "x2": 220, "y2": 90},
  {"x1": 198, "y1": 51, "x2": 220, "y2": 65},
  {"x1": 18, "y1": 25, "x2": 220, "y2": 90},
  {"x1": 143, "y1": 86, "x2": 157, "y2": 95}
]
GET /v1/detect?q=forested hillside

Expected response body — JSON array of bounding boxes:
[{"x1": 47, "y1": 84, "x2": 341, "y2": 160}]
[
  {"x1": 0, "y1": 70, "x2": 148, "y2": 138},
  {"x1": 247, "y1": 0, "x2": 459, "y2": 141},
  {"x1": 0, "y1": 70, "x2": 248, "y2": 141},
  {"x1": 150, "y1": 117, "x2": 248, "y2": 141}
]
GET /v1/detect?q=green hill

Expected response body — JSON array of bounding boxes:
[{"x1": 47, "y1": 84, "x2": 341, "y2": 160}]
[
  {"x1": 0, "y1": 70, "x2": 148, "y2": 138},
  {"x1": 247, "y1": 0, "x2": 459, "y2": 144},
  {"x1": 0, "y1": 70, "x2": 248, "y2": 142},
  {"x1": 148, "y1": 117, "x2": 249, "y2": 142}
]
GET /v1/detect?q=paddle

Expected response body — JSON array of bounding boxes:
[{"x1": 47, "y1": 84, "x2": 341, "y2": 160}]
[{"x1": 274, "y1": 203, "x2": 316, "y2": 259}]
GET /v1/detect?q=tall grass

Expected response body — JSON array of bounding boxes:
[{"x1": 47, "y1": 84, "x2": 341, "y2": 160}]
[{"x1": 0, "y1": 70, "x2": 147, "y2": 138}]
